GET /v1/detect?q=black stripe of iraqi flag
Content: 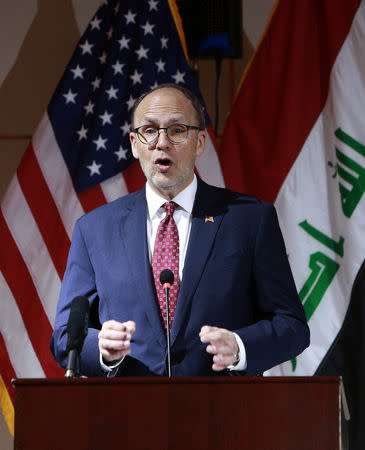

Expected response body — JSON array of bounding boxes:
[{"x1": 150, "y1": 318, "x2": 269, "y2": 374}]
[{"x1": 316, "y1": 258, "x2": 365, "y2": 450}]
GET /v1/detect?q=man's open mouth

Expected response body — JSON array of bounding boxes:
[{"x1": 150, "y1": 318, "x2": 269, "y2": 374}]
[{"x1": 155, "y1": 157, "x2": 173, "y2": 171}]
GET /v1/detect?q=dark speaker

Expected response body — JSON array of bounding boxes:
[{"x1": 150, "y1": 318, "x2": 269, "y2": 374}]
[{"x1": 177, "y1": 0, "x2": 243, "y2": 59}]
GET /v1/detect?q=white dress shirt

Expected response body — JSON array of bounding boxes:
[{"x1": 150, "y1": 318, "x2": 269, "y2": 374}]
[
  {"x1": 101, "y1": 175, "x2": 246, "y2": 372},
  {"x1": 145, "y1": 174, "x2": 197, "y2": 281}
]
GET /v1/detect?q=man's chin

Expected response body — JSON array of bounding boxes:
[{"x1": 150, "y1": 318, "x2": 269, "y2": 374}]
[
  {"x1": 149, "y1": 175, "x2": 185, "y2": 198},
  {"x1": 151, "y1": 180, "x2": 176, "y2": 195}
]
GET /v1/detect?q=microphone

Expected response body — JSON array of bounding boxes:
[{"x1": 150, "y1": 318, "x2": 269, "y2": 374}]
[
  {"x1": 160, "y1": 268, "x2": 174, "y2": 289},
  {"x1": 160, "y1": 269, "x2": 174, "y2": 377},
  {"x1": 65, "y1": 296, "x2": 89, "y2": 378}
]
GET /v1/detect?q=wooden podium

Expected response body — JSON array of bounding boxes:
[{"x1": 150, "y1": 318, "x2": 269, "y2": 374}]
[{"x1": 13, "y1": 376, "x2": 341, "y2": 450}]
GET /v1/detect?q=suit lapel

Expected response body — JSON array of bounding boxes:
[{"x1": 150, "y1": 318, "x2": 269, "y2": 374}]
[
  {"x1": 120, "y1": 188, "x2": 166, "y2": 348},
  {"x1": 171, "y1": 180, "x2": 224, "y2": 343}
]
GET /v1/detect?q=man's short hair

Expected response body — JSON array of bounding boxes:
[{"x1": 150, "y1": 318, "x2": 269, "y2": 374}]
[{"x1": 130, "y1": 83, "x2": 206, "y2": 130}]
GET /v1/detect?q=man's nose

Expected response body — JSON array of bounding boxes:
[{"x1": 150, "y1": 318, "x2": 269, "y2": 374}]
[{"x1": 155, "y1": 128, "x2": 170, "y2": 147}]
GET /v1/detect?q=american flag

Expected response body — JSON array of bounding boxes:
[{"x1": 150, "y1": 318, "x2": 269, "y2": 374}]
[{"x1": 0, "y1": 0, "x2": 223, "y2": 434}]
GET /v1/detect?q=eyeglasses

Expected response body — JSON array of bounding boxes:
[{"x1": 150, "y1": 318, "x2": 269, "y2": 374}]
[{"x1": 132, "y1": 123, "x2": 202, "y2": 145}]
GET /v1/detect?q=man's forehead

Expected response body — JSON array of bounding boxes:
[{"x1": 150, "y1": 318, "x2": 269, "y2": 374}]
[
  {"x1": 135, "y1": 88, "x2": 192, "y2": 115},
  {"x1": 142, "y1": 86, "x2": 187, "y2": 101}
]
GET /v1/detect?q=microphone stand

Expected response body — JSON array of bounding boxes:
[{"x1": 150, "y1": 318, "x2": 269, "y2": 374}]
[
  {"x1": 163, "y1": 285, "x2": 172, "y2": 378},
  {"x1": 65, "y1": 349, "x2": 81, "y2": 378}
]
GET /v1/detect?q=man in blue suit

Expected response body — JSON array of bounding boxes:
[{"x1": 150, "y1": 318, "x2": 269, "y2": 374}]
[{"x1": 51, "y1": 83, "x2": 309, "y2": 377}]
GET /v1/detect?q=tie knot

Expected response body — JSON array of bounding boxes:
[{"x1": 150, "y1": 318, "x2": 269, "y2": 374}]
[{"x1": 163, "y1": 201, "x2": 177, "y2": 216}]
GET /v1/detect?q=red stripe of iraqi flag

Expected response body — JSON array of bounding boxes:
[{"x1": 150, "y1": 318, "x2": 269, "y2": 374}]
[{"x1": 219, "y1": 0, "x2": 361, "y2": 204}]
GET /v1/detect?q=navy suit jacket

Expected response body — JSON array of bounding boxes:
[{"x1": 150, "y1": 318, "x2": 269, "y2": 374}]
[{"x1": 51, "y1": 179, "x2": 309, "y2": 377}]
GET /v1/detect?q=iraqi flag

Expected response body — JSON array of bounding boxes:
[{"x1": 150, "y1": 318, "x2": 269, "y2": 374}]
[{"x1": 220, "y1": 0, "x2": 365, "y2": 448}]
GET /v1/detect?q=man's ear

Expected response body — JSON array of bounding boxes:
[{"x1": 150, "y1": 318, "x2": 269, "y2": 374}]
[
  {"x1": 130, "y1": 132, "x2": 139, "y2": 159},
  {"x1": 196, "y1": 129, "x2": 207, "y2": 157}
]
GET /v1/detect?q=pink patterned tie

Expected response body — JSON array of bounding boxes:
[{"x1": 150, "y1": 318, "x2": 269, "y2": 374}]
[{"x1": 152, "y1": 201, "x2": 179, "y2": 329}]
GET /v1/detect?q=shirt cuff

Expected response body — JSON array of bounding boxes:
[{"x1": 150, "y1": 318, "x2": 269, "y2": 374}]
[
  {"x1": 99, "y1": 352, "x2": 124, "y2": 372},
  {"x1": 228, "y1": 332, "x2": 247, "y2": 371}
]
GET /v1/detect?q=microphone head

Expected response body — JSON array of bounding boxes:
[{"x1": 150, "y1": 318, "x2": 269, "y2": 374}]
[
  {"x1": 66, "y1": 296, "x2": 89, "y2": 353},
  {"x1": 160, "y1": 269, "x2": 174, "y2": 286}
]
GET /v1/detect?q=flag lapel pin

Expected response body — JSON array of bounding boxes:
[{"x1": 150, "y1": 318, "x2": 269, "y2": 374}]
[{"x1": 205, "y1": 216, "x2": 214, "y2": 223}]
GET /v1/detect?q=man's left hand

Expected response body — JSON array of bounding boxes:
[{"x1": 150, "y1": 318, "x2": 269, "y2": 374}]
[{"x1": 199, "y1": 325, "x2": 239, "y2": 371}]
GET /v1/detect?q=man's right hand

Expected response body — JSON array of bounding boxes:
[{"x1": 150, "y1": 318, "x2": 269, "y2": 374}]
[{"x1": 98, "y1": 320, "x2": 136, "y2": 363}]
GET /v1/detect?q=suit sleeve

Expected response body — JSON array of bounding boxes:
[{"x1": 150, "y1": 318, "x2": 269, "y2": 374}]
[
  {"x1": 50, "y1": 218, "x2": 106, "y2": 377},
  {"x1": 235, "y1": 204, "x2": 310, "y2": 375}
]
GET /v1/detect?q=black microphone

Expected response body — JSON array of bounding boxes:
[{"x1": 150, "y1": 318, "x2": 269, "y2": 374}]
[
  {"x1": 160, "y1": 269, "x2": 174, "y2": 377},
  {"x1": 65, "y1": 296, "x2": 89, "y2": 378},
  {"x1": 160, "y1": 268, "x2": 174, "y2": 289}
]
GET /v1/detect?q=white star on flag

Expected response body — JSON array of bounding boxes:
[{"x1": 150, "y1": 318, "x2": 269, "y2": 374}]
[
  {"x1": 84, "y1": 100, "x2": 95, "y2": 115},
  {"x1": 106, "y1": 85, "x2": 119, "y2": 100},
  {"x1": 141, "y1": 21, "x2": 154, "y2": 36},
  {"x1": 148, "y1": 0, "x2": 158, "y2": 11},
  {"x1": 135, "y1": 45, "x2": 149, "y2": 60},
  {"x1": 93, "y1": 135, "x2": 108, "y2": 150},
  {"x1": 120, "y1": 121, "x2": 131, "y2": 135},
  {"x1": 115, "y1": 146, "x2": 128, "y2": 161},
  {"x1": 107, "y1": 27, "x2": 114, "y2": 39},
  {"x1": 63, "y1": 89, "x2": 77, "y2": 104},
  {"x1": 112, "y1": 60, "x2": 124, "y2": 75},
  {"x1": 99, "y1": 110, "x2": 113, "y2": 125},
  {"x1": 124, "y1": 10, "x2": 136, "y2": 24},
  {"x1": 130, "y1": 70, "x2": 143, "y2": 85},
  {"x1": 155, "y1": 59, "x2": 165, "y2": 72},
  {"x1": 118, "y1": 35, "x2": 130, "y2": 50},
  {"x1": 99, "y1": 51, "x2": 108, "y2": 64},
  {"x1": 126, "y1": 95, "x2": 136, "y2": 110},
  {"x1": 79, "y1": 40, "x2": 94, "y2": 55},
  {"x1": 161, "y1": 36, "x2": 168, "y2": 48},
  {"x1": 90, "y1": 16, "x2": 101, "y2": 30},
  {"x1": 172, "y1": 70, "x2": 185, "y2": 83},
  {"x1": 70, "y1": 65, "x2": 86, "y2": 80},
  {"x1": 87, "y1": 160, "x2": 102, "y2": 176},
  {"x1": 76, "y1": 125, "x2": 88, "y2": 141},
  {"x1": 91, "y1": 76, "x2": 101, "y2": 90}
]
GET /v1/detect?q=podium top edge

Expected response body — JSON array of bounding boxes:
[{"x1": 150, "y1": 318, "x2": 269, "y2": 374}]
[{"x1": 12, "y1": 375, "x2": 342, "y2": 387}]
